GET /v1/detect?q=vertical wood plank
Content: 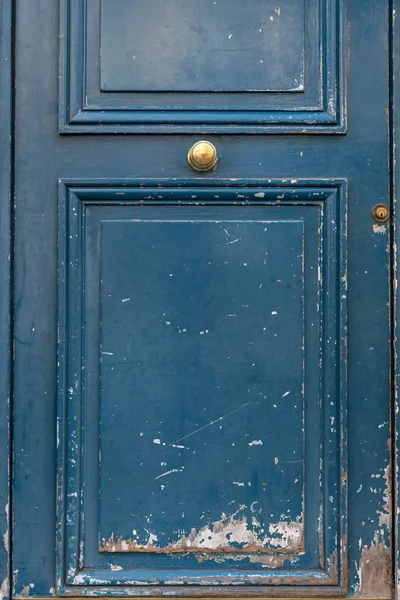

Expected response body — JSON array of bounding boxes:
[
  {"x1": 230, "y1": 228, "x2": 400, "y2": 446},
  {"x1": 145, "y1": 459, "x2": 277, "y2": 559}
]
[{"x1": 0, "y1": 0, "x2": 12, "y2": 597}]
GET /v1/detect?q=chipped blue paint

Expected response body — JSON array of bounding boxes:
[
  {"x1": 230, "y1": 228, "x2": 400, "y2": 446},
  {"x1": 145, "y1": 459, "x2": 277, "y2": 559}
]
[
  {"x1": 393, "y1": 2, "x2": 400, "y2": 599},
  {"x1": 11, "y1": 0, "x2": 394, "y2": 598},
  {"x1": 55, "y1": 180, "x2": 348, "y2": 594}
]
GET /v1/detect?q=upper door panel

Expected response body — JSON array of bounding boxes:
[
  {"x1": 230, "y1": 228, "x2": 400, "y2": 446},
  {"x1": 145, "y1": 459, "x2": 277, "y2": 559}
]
[{"x1": 60, "y1": 0, "x2": 346, "y2": 133}]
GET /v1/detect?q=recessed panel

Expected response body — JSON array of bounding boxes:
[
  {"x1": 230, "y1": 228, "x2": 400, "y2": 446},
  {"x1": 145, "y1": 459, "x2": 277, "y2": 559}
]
[
  {"x1": 100, "y1": 0, "x2": 305, "y2": 92},
  {"x1": 60, "y1": 0, "x2": 346, "y2": 132},
  {"x1": 56, "y1": 182, "x2": 347, "y2": 595},
  {"x1": 99, "y1": 219, "x2": 305, "y2": 554}
]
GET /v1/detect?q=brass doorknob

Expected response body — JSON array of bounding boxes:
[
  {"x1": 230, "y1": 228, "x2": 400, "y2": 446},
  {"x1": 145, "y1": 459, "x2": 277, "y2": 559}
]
[{"x1": 188, "y1": 141, "x2": 218, "y2": 172}]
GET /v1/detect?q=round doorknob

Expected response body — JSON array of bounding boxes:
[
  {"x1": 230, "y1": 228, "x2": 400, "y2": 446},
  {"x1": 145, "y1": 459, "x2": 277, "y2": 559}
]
[{"x1": 188, "y1": 141, "x2": 218, "y2": 172}]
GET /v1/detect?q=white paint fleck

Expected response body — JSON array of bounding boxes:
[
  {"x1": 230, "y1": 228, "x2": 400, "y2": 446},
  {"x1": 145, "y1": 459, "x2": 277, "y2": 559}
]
[
  {"x1": 249, "y1": 440, "x2": 263, "y2": 446},
  {"x1": 281, "y1": 391, "x2": 290, "y2": 398},
  {"x1": 153, "y1": 439, "x2": 161, "y2": 444}
]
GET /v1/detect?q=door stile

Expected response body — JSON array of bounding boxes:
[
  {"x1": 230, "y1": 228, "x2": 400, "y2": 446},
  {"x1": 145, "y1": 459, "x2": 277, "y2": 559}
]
[
  {"x1": 393, "y1": 0, "x2": 400, "y2": 598},
  {"x1": 0, "y1": 0, "x2": 13, "y2": 598}
]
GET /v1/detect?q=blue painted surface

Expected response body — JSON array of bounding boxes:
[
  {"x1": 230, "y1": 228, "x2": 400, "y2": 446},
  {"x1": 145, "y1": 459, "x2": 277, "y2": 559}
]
[
  {"x1": 11, "y1": 0, "x2": 394, "y2": 598},
  {"x1": 60, "y1": 0, "x2": 346, "y2": 133},
  {"x1": 101, "y1": 0, "x2": 305, "y2": 92},
  {"x1": 0, "y1": 0, "x2": 12, "y2": 598},
  {"x1": 99, "y1": 218, "x2": 306, "y2": 546},
  {"x1": 392, "y1": 0, "x2": 400, "y2": 595},
  {"x1": 56, "y1": 183, "x2": 346, "y2": 592}
]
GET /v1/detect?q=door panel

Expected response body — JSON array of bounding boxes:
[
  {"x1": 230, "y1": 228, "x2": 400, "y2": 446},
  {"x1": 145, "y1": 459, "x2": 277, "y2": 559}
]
[
  {"x1": 56, "y1": 183, "x2": 346, "y2": 593},
  {"x1": 13, "y1": 0, "x2": 392, "y2": 598},
  {"x1": 60, "y1": 0, "x2": 345, "y2": 132},
  {"x1": 100, "y1": 1, "x2": 305, "y2": 92}
]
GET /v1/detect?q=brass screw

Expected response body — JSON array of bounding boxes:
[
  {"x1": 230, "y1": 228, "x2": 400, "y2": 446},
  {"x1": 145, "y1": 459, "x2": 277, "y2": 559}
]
[{"x1": 372, "y1": 204, "x2": 390, "y2": 223}]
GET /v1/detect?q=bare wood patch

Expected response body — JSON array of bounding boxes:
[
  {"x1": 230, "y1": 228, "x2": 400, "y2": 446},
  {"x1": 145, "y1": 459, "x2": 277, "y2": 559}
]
[
  {"x1": 354, "y1": 535, "x2": 392, "y2": 598},
  {"x1": 100, "y1": 514, "x2": 304, "y2": 555}
]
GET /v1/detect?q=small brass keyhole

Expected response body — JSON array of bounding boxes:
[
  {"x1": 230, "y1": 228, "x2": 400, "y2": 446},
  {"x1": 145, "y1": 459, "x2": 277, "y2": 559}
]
[{"x1": 372, "y1": 204, "x2": 390, "y2": 223}]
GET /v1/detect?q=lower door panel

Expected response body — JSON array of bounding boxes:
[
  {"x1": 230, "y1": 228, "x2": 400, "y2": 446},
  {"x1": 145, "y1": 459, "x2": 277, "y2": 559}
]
[{"x1": 56, "y1": 180, "x2": 347, "y2": 595}]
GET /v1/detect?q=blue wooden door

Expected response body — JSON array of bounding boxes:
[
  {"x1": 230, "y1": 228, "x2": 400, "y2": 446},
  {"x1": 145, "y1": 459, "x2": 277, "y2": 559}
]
[{"x1": 11, "y1": 1, "x2": 394, "y2": 598}]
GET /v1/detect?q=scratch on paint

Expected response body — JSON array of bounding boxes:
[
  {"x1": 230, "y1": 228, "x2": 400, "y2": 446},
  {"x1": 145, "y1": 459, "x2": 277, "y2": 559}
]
[
  {"x1": 155, "y1": 468, "x2": 184, "y2": 480},
  {"x1": 174, "y1": 401, "x2": 252, "y2": 443},
  {"x1": 223, "y1": 238, "x2": 241, "y2": 246}
]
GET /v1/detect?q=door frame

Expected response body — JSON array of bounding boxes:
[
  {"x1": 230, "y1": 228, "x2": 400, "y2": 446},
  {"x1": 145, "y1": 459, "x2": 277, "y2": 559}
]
[{"x1": 2, "y1": 1, "x2": 400, "y2": 599}]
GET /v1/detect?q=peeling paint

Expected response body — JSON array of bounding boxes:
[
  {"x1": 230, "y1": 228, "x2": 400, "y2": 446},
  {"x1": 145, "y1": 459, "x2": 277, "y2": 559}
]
[
  {"x1": 2, "y1": 503, "x2": 8, "y2": 554},
  {"x1": 378, "y1": 464, "x2": 391, "y2": 528},
  {"x1": 100, "y1": 511, "x2": 303, "y2": 555},
  {"x1": 373, "y1": 223, "x2": 387, "y2": 234},
  {"x1": 352, "y1": 450, "x2": 393, "y2": 596},
  {"x1": 0, "y1": 578, "x2": 8, "y2": 600},
  {"x1": 353, "y1": 534, "x2": 392, "y2": 598},
  {"x1": 194, "y1": 550, "x2": 299, "y2": 568},
  {"x1": 19, "y1": 585, "x2": 30, "y2": 598}
]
